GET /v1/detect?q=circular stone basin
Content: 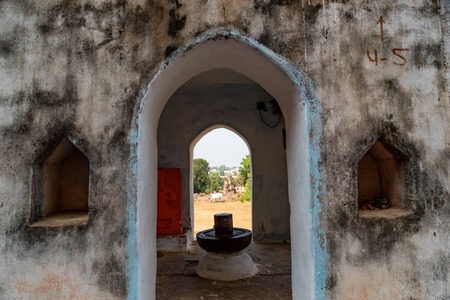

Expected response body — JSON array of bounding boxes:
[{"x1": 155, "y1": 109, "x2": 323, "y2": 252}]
[{"x1": 196, "y1": 228, "x2": 252, "y2": 254}]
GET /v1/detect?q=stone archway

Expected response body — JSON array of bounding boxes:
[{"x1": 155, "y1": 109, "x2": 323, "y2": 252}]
[{"x1": 129, "y1": 31, "x2": 324, "y2": 299}]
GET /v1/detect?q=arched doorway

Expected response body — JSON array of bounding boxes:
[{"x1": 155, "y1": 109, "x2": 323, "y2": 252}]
[
  {"x1": 157, "y1": 67, "x2": 290, "y2": 244},
  {"x1": 129, "y1": 32, "x2": 324, "y2": 299},
  {"x1": 191, "y1": 126, "x2": 252, "y2": 238}
]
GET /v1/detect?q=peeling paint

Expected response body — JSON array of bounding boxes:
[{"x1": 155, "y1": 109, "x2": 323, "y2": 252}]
[{"x1": 126, "y1": 126, "x2": 139, "y2": 300}]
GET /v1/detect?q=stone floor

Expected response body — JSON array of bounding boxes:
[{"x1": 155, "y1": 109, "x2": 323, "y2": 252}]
[{"x1": 156, "y1": 242, "x2": 292, "y2": 299}]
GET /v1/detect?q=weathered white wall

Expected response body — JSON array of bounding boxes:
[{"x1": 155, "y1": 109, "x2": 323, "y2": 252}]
[
  {"x1": 0, "y1": 0, "x2": 449, "y2": 299},
  {"x1": 307, "y1": 1, "x2": 450, "y2": 299}
]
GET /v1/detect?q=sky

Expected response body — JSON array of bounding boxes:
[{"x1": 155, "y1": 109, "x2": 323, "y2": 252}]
[{"x1": 193, "y1": 128, "x2": 249, "y2": 167}]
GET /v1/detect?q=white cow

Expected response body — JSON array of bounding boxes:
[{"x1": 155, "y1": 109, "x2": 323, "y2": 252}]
[{"x1": 210, "y1": 192, "x2": 223, "y2": 203}]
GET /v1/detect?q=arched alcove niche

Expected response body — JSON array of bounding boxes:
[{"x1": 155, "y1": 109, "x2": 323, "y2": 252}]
[
  {"x1": 130, "y1": 32, "x2": 324, "y2": 299},
  {"x1": 31, "y1": 137, "x2": 90, "y2": 227}
]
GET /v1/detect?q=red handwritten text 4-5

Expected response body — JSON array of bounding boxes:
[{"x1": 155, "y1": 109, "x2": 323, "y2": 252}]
[
  {"x1": 367, "y1": 48, "x2": 409, "y2": 66},
  {"x1": 367, "y1": 16, "x2": 409, "y2": 67}
]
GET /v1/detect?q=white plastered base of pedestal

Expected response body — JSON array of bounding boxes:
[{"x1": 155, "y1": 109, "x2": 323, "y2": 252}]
[{"x1": 196, "y1": 251, "x2": 257, "y2": 281}]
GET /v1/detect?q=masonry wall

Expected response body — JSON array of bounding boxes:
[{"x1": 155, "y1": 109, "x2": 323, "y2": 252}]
[{"x1": 0, "y1": 0, "x2": 448, "y2": 298}]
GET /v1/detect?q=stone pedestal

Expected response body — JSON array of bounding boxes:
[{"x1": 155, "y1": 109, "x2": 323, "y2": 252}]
[{"x1": 197, "y1": 251, "x2": 257, "y2": 281}]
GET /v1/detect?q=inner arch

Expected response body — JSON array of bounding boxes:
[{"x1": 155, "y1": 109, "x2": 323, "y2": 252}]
[
  {"x1": 158, "y1": 68, "x2": 290, "y2": 243},
  {"x1": 192, "y1": 126, "x2": 252, "y2": 236}
]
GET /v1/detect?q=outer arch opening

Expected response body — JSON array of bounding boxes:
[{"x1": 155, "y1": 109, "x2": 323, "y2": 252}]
[{"x1": 130, "y1": 32, "x2": 319, "y2": 299}]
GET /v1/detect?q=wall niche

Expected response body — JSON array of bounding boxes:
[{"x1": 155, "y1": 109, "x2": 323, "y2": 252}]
[
  {"x1": 31, "y1": 138, "x2": 90, "y2": 227},
  {"x1": 357, "y1": 139, "x2": 412, "y2": 217}
]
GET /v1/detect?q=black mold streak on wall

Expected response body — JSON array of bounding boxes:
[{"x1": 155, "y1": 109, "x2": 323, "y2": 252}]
[
  {"x1": 412, "y1": 43, "x2": 444, "y2": 69},
  {"x1": 253, "y1": 0, "x2": 294, "y2": 14},
  {"x1": 0, "y1": 40, "x2": 14, "y2": 57},
  {"x1": 303, "y1": 2, "x2": 323, "y2": 25},
  {"x1": 165, "y1": 44, "x2": 178, "y2": 58},
  {"x1": 168, "y1": 0, "x2": 186, "y2": 37}
]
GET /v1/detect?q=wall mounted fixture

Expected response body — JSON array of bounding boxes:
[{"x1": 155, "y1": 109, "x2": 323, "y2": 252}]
[{"x1": 256, "y1": 98, "x2": 283, "y2": 128}]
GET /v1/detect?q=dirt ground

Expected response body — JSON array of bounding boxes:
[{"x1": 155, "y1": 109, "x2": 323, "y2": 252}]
[
  {"x1": 193, "y1": 195, "x2": 251, "y2": 235},
  {"x1": 157, "y1": 195, "x2": 292, "y2": 299},
  {"x1": 157, "y1": 243, "x2": 292, "y2": 299}
]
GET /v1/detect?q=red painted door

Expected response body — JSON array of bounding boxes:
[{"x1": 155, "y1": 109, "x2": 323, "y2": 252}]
[{"x1": 157, "y1": 168, "x2": 183, "y2": 235}]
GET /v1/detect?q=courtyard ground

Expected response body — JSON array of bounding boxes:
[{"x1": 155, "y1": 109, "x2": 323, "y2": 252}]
[
  {"x1": 156, "y1": 196, "x2": 292, "y2": 299},
  {"x1": 157, "y1": 242, "x2": 292, "y2": 299},
  {"x1": 193, "y1": 195, "x2": 252, "y2": 235}
]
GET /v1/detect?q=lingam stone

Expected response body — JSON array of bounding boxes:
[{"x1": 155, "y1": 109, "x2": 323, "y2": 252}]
[{"x1": 196, "y1": 213, "x2": 256, "y2": 281}]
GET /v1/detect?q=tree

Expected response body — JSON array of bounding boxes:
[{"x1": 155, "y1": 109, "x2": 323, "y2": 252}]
[
  {"x1": 218, "y1": 164, "x2": 226, "y2": 176},
  {"x1": 238, "y1": 155, "x2": 251, "y2": 202},
  {"x1": 239, "y1": 155, "x2": 250, "y2": 186},
  {"x1": 208, "y1": 172, "x2": 224, "y2": 193},
  {"x1": 238, "y1": 181, "x2": 251, "y2": 202},
  {"x1": 193, "y1": 158, "x2": 210, "y2": 193},
  {"x1": 234, "y1": 173, "x2": 242, "y2": 186}
]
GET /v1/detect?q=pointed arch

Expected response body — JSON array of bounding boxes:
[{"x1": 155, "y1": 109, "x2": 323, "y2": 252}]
[
  {"x1": 31, "y1": 133, "x2": 91, "y2": 227},
  {"x1": 190, "y1": 125, "x2": 251, "y2": 235},
  {"x1": 128, "y1": 31, "x2": 325, "y2": 299}
]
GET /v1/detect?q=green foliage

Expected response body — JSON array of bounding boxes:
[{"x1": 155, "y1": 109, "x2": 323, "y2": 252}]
[
  {"x1": 240, "y1": 155, "x2": 250, "y2": 186},
  {"x1": 238, "y1": 181, "x2": 251, "y2": 202},
  {"x1": 234, "y1": 174, "x2": 242, "y2": 185},
  {"x1": 209, "y1": 172, "x2": 224, "y2": 193},
  {"x1": 218, "y1": 165, "x2": 226, "y2": 176},
  {"x1": 193, "y1": 158, "x2": 210, "y2": 193},
  {"x1": 238, "y1": 155, "x2": 251, "y2": 202}
]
